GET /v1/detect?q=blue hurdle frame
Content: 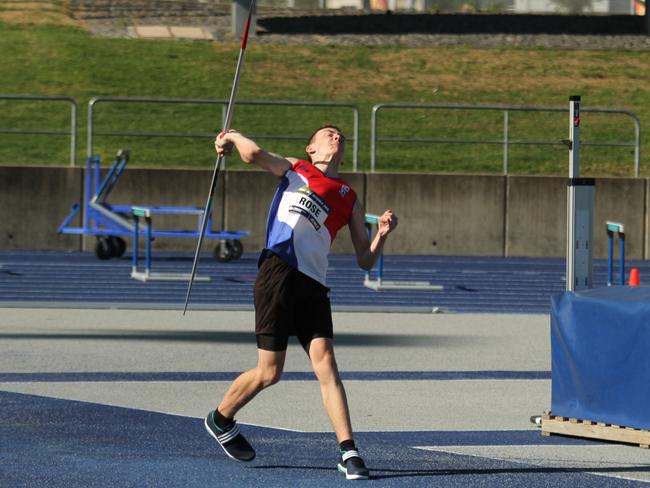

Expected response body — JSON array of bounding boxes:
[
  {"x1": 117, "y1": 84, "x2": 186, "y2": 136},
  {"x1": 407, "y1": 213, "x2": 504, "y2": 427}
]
[
  {"x1": 606, "y1": 221, "x2": 625, "y2": 286},
  {"x1": 363, "y1": 214, "x2": 443, "y2": 292},
  {"x1": 131, "y1": 207, "x2": 211, "y2": 282},
  {"x1": 58, "y1": 151, "x2": 249, "y2": 255}
]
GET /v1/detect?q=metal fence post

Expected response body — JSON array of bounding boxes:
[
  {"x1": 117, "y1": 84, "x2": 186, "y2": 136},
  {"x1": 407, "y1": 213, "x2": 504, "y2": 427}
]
[
  {"x1": 352, "y1": 106, "x2": 359, "y2": 172},
  {"x1": 370, "y1": 105, "x2": 379, "y2": 173},
  {"x1": 503, "y1": 109, "x2": 509, "y2": 175},
  {"x1": 70, "y1": 102, "x2": 77, "y2": 166},
  {"x1": 88, "y1": 97, "x2": 97, "y2": 159},
  {"x1": 633, "y1": 114, "x2": 641, "y2": 177}
]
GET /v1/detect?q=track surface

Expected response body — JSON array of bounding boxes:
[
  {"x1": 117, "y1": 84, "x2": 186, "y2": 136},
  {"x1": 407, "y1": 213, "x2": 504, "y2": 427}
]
[
  {"x1": 1, "y1": 251, "x2": 646, "y2": 312},
  {"x1": 2, "y1": 252, "x2": 650, "y2": 486},
  {"x1": 2, "y1": 307, "x2": 650, "y2": 487}
]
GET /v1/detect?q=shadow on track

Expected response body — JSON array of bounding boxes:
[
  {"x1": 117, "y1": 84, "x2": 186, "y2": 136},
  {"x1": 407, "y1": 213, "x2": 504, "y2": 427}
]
[{"x1": 0, "y1": 330, "x2": 474, "y2": 348}]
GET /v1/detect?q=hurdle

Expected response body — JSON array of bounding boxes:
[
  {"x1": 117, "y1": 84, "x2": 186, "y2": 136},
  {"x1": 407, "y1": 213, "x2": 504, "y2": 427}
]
[
  {"x1": 363, "y1": 214, "x2": 443, "y2": 291},
  {"x1": 606, "y1": 221, "x2": 625, "y2": 286},
  {"x1": 131, "y1": 207, "x2": 210, "y2": 282},
  {"x1": 58, "y1": 150, "x2": 249, "y2": 261}
]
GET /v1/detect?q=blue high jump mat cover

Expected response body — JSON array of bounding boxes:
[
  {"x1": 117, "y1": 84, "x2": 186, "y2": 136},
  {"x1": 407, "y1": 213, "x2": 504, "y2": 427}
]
[{"x1": 551, "y1": 286, "x2": 650, "y2": 429}]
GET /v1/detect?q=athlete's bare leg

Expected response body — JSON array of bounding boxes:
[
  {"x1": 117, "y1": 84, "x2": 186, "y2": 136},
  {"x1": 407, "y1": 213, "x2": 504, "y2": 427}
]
[
  {"x1": 308, "y1": 337, "x2": 354, "y2": 442},
  {"x1": 217, "y1": 348, "x2": 286, "y2": 418}
]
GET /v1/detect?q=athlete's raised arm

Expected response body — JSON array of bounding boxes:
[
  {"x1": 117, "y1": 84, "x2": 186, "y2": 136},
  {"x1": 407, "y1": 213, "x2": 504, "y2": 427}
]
[{"x1": 215, "y1": 130, "x2": 295, "y2": 177}]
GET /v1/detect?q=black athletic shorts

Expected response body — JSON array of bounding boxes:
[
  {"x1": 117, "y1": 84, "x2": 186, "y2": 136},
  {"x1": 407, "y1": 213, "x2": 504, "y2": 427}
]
[{"x1": 254, "y1": 253, "x2": 333, "y2": 352}]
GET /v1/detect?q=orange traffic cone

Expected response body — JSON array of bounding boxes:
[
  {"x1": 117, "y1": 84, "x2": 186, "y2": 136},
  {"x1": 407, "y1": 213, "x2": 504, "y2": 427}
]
[{"x1": 629, "y1": 267, "x2": 640, "y2": 286}]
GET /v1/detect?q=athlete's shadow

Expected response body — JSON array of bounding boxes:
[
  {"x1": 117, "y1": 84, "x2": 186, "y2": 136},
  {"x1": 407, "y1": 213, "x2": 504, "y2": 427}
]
[
  {"x1": 0, "y1": 329, "x2": 466, "y2": 348},
  {"x1": 253, "y1": 464, "x2": 650, "y2": 480},
  {"x1": 253, "y1": 465, "x2": 332, "y2": 472}
]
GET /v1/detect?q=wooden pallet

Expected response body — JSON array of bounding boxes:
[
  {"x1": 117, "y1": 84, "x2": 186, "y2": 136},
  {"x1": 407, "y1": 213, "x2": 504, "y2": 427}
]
[{"x1": 541, "y1": 412, "x2": 650, "y2": 448}]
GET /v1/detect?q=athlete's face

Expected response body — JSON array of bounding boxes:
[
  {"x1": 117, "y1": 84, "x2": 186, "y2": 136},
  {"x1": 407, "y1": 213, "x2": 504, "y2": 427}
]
[{"x1": 307, "y1": 127, "x2": 345, "y2": 164}]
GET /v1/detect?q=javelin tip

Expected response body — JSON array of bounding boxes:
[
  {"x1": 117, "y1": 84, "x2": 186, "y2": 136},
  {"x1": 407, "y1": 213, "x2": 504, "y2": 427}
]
[{"x1": 241, "y1": 1, "x2": 254, "y2": 50}]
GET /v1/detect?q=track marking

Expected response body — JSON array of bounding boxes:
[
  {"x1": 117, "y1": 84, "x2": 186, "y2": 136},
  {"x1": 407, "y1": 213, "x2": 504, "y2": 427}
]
[{"x1": 414, "y1": 445, "x2": 650, "y2": 484}]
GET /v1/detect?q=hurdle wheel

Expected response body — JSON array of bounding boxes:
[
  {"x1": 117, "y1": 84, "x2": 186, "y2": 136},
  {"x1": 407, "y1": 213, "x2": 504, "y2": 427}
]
[
  {"x1": 95, "y1": 236, "x2": 115, "y2": 260},
  {"x1": 108, "y1": 236, "x2": 126, "y2": 258},
  {"x1": 214, "y1": 242, "x2": 234, "y2": 262},
  {"x1": 230, "y1": 239, "x2": 243, "y2": 259}
]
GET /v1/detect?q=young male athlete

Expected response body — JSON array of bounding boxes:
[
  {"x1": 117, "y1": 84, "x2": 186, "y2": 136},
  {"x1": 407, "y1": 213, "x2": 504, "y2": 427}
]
[{"x1": 205, "y1": 125, "x2": 397, "y2": 480}]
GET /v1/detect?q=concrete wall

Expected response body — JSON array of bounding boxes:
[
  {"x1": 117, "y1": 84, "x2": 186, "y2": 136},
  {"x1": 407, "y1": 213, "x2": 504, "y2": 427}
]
[
  {"x1": 506, "y1": 176, "x2": 646, "y2": 259},
  {"x1": 0, "y1": 166, "x2": 83, "y2": 251},
  {"x1": 506, "y1": 176, "x2": 566, "y2": 257},
  {"x1": 365, "y1": 173, "x2": 506, "y2": 256},
  {"x1": 594, "y1": 178, "x2": 645, "y2": 260},
  {"x1": 1, "y1": 166, "x2": 648, "y2": 260}
]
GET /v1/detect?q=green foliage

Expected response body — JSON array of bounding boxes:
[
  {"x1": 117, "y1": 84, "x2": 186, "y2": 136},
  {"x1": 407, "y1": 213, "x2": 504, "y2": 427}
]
[{"x1": 1, "y1": 21, "x2": 649, "y2": 176}]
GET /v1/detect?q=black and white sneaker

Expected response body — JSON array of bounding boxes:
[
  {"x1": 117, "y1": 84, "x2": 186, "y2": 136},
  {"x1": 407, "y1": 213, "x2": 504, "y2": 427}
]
[
  {"x1": 337, "y1": 449, "x2": 370, "y2": 480},
  {"x1": 204, "y1": 411, "x2": 256, "y2": 462}
]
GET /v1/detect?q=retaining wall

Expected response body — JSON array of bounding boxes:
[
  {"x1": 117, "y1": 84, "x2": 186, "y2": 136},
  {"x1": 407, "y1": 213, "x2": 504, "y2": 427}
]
[
  {"x1": 365, "y1": 173, "x2": 506, "y2": 256},
  {"x1": 0, "y1": 166, "x2": 83, "y2": 251},
  {"x1": 1, "y1": 166, "x2": 647, "y2": 260}
]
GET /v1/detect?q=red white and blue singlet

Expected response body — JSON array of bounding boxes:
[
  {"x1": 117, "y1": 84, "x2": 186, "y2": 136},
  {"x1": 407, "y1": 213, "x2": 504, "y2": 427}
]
[{"x1": 260, "y1": 160, "x2": 357, "y2": 286}]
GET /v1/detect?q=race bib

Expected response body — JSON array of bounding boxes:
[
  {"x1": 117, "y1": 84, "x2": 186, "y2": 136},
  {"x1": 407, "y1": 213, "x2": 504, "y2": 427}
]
[{"x1": 288, "y1": 186, "x2": 331, "y2": 231}]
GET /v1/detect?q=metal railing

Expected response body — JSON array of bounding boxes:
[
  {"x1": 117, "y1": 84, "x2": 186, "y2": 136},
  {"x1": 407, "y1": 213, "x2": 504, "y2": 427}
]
[
  {"x1": 0, "y1": 95, "x2": 78, "y2": 167},
  {"x1": 371, "y1": 103, "x2": 641, "y2": 176},
  {"x1": 88, "y1": 97, "x2": 360, "y2": 170},
  {"x1": 0, "y1": 96, "x2": 642, "y2": 175}
]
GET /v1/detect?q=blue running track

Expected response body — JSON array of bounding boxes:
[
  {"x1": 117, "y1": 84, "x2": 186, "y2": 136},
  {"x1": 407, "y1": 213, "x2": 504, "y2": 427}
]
[
  {"x1": 3, "y1": 390, "x2": 643, "y2": 488},
  {"x1": 3, "y1": 251, "x2": 650, "y2": 486},
  {"x1": 0, "y1": 251, "x2": 646, "y2": 313}
]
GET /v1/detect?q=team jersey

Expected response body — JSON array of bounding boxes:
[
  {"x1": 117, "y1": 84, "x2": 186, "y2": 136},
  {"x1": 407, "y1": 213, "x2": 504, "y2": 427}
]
[{"x1": 260, "y1": 159, "x2": 357, "y2": 285}]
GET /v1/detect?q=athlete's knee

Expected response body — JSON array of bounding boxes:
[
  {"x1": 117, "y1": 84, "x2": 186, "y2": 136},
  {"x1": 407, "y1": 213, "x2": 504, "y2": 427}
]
[
  {"x1": 256, "y1": 364, "x2": 282, "y2": 388},
  {"x1": 311, "y1": 350, "x2": 339, "y2": 383}
]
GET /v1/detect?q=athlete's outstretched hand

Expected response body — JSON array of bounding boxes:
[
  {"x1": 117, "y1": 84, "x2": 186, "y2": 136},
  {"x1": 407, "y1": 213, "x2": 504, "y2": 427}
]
[{"x1": 378, "y1": 210, "x2": 397, "y2": 237}]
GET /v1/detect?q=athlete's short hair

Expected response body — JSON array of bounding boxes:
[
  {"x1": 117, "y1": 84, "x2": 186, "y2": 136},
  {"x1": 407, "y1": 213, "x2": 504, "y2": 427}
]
[{"x1": 306, "y1": 125, "x2": 346, "y2": 162}]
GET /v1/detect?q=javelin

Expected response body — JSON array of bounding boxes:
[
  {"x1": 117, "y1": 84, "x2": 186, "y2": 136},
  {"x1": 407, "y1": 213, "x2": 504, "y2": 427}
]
[{"x1": 183, "y1": 1, "x2": 255, "y2": 315}]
